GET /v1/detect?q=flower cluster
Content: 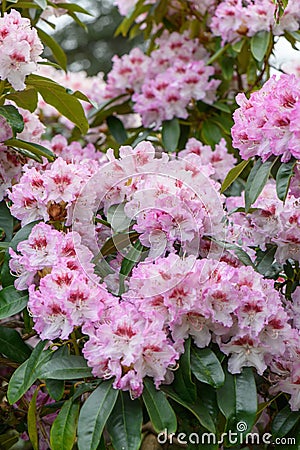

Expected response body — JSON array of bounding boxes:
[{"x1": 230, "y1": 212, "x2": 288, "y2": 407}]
[
  {"x1": 0, "y1": 10, "x2": 43, "y2": 90},
  {"x1": 226, "y1": 181, "x2": 300, "y2": 263},
  {"x1": 104, "y1": 32, "x2": 219, "y2": 128},
  {"x1": 210, "y1": 0, "x2": 300, "y2": 45},
  {"x1": 231, "y1": 74, "x2": 300, "y2": 162}
]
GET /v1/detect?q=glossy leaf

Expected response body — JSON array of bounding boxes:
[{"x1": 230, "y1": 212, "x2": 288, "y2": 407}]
[
  {"x1": 50, "y1": 399, "x2": 80, "y2": 450},
  {"x1": 37, "y1": 27, "x2": 67, "y2": 71},
  {"x1": 107, "y1": 203, "x2": 131, "y2": 233},
  {"x1": 55, "y1": 2, "x2": 92, "y2": 15},
  {"x1": 28, "y1": 387, "x2": 39, "y2": 450},
  {"x1": 106, "y1": 392, "x2": 143, "y2": 450},
  {"x1": 119, "y1": 239, "x2": 144, "y2": 295},
  {"x1": 217, "y1": 368, "x2": 257, "y2": 439},
  {"x1": 0, "y1": 105, "x2": 24, "y2": 137},
  {"x1": 162, "y1": 118, "x2": 180, "y2": 152},
  {"x1": 250, "y1": 31, "x2": 271, "y2": 61},
  {"x1": 26, "y1": 74, "x2": 88, "y2": 134},
  {"x1": 142, "y1": 378, "x2": 177, "y2": 434},
  {"x1": 0, "y1": 286, "x2": 28, "y2": 319},
  {"x1": 190, "y1": 347, "x2": 225, "y2": 388},
  {"x1": 46, "y1": 379, "x2": 65, "y2": 401},
  {"x1": 77, "y1": 380, "x2": 118, "y2": 450},
  {"x1": 100, "y1": 231, "x2": 139, "y2": 257},
  {"x1": 276, "y1": 159, "x2": 297, "y2": 201},
  {"x1": 221, "y1": 159, "x2": 251, "y2": 193},
  {"x1": 0, "y1": 201, "x2": 13, "y2": 241},
  {"x1": 172, "y1": 338, "x2": 196, "y2": 403},
  {"x1": 38, "y1": 355, "x2": 92, "y2": 380},
  {"x1": 0, "y1": 326, "x2": 31, "y2": 363},
  {"x1": 201, "y1": 120, "x2": 222, "y2": 147},
  {"x1": 162, "y1": 386, "x2": 215, "y2": 433},
  {"x1": 271, "y1": 405, "x2": 300, "y2": 438},
  {"x1": 107, "y1": 115, "x2": 128, "y2": 144},
  {"x1": 7, "y1": 340, "x2": 49, "y2": 404},
  {"x1": 6, "y1": 88, "x2": 38, "y2": 113},
  {"x1": 5, "y1": 138, "x2": 55, "y2": 162},
  {"x1": 245, "y1": 158, "x2": 277, "y2": 212}
]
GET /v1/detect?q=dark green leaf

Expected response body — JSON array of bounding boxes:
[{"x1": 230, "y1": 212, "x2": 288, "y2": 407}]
[
  {"x1": 77, "y1": 380, "x2": 118, "y2": 450},
  {"x1": 190, "y1": 346, "x2": 225, "y2": 388},
  {"x1": 37, "y1": 27, "x2": 67, "y2": 71},
  {"x1": 5, "y1": 138, "x2": 55, "y2": 162},
  {"x1": 0, "y1": 286, "x2": 28, "y2": 319},
  {"x1": 255, "y1": 245, "x2": 277, "y2": 275},
  {"x1": 142, "y1": 378, "x2": 177, "y2": 434},
  {"x1": 276, "y1": 159, "x2": 297, "y2": 201},
  {"x1": 201, "y1": 120, "x2": 223, "y2": 147},
  {"x1": 28, "y1": 387, "x2": 39, "y2": 450},
  {"x1": 119, "y1": 240, "x2": 145, "y2": 295},
  {"x1": 0, "y1": 326, "x2": 31, "y2": 363},
  {"x1": 34, "y1": 0, "x2": 46, "y2": 9},
  {"x1": 7, "y1": 340, "x2": 49, "y2": 404},
  {"x1": 162, "y1": 118, "x2": 180, "y2": 152},
  {"x1": 100, "y1": 231, "x2": 140, "y2": 257},
  {"x1": 250, "y1": 31, "x2": 271, "y2": 61},
  {"x1": 46, "y1": 379, "x2": 65, "y2": 401},
  {"x1": 38, "y1": 355, "x2": 92, "y2": 380},
  {"x1": 162, "y1": 386, "x2": 215, "y2": 433},
  {"x1": 0, "y1": 432, "x2": 19, "y2": 449},
  {"x1": 172, "y1": 338, "x2": 196, "y2": 403},
  {"x1": 0, "y1": 201, "x2": 13, "y2": 241},
  {"x1": 212, "y1": 101, "x2": 231, "y2": 113},
  {"x1": 54, "y1": 2, "x2": 92, "y2": 15},
  {"x1": 0, "y1": 105, "x2": 24, "y2": 137},
  {"x1": 107, "y1": 392, "x2": 142, "y2": 450},
  {"x1": 107, "y1": 116, "x2": 128, "y2": 144},
  {"x1": 271, "y1": 405, "x2": 300, "y2": 438},
  {"x1": 50, "y1": 399, "x2": 80, "y2": 450},
  {"x1": 245, "y1": 158, "x2": 277, "y2": 212},
  {"x1": 217, "y1": 368, "x2": 257, "y2": 440},
  {"x1": 221, "y1": 159, "x2": 251, "y2": 193}
]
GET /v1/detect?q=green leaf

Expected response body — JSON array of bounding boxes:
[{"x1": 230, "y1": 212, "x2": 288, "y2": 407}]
[
  {"x1": 0, "y1": 326, "x2": 31, "y2": 363},
  {"x1": 37, "y1": 27, "x2": 67, "y2": 71},
  {"x1": 221, "y1": 159, "x2": 251, "y2": 193},
  {"x1": 107, "y1": 203, "x2": 131, "y2": 233},
  {"x1": 7, "y1": 340, "x2": 49, "y2": 404},
  {"x1": 50, "y1": 399, "x2": 80, "y2": 450},
  {"x1": 255, "y1": 244, "x2": 277, "y2": 275},
  {"x1": 0, "y1": 286, "x2": 28, "y2": 319},
  {"x1": 0, "y1": 432, "x2": 19, "y2": 449},
  {"x1": 26, "y1": 74, "x2": 89, "y2": 134},
  {"x1": 77, "y1": 380, "x2": 118, "y2": 450},
  {"x1": 245, "y1": 157, "x2": 277, "y2": 212},
  {"x1": 0, "y1": 105, "x2": 24, "y2": 137},
  {"x1": 28, "y1": 387, "x2": 39, "y2": 450},
  {"x1": 172, "y1": 338, "x2": 196, "y2": 404},
  {"x1": 0, "y1": 201, "x2": 13, "y2": 241},
  {"x1": 142, "y1": 378, "x2": 177, "y2": 434},
  {"x1": 46, "y1": 379, "x2": 65, "y2": 401},
  {"x1": 162, "y1": 386, "x2": 215, "y2": 433},
  {"x1": 99, "y1": 231, "x2": 140, "y2": 258},
  {"x1": 5, "y1": 138, "x2": 55, "y2": 162},
  {"x1": 119, "y1": 239, "x2": 145, "y2": 295},
  {"x1": 190, "y1": 347, "x2": 225, "y2": 388},
  {"x1": 212, "y1": 101, "x2": 231, "y2": 113},
  {"x1": 271, "y1": 405, "x2": 300, "y2": 439},
  {"x1": 250, "y1": 31, "x2": 271, "y2": 61},
  {"x1": 201, "y1": 120, "x2": 222, "y2": 147},
  {"x1": 107, "y1": 116, "x2": 128, "y2": 144},
  {"x1": 162, "y1": 118, "x2": 180, "y2": 152},
  {"x1": 1, "y1": 220, "x2": 40, "y2": 288},
  {"x1": 276, "y1": 159, "x2": 297, "y2": 201},
  {"x1": 106, "y1": 392, "x2": 143, "y2": 450},
  {"x1": 217, "y1": 368, "x2": 257, "y2": 441},
  {"x1": 54, "y1": 2, "x2": 92, "y2": 15},
  {"x1": 38, "y1": 355, "x2": 92, "y2": 380}
]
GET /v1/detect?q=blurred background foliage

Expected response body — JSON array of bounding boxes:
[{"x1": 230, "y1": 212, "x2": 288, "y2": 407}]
[{"x1": 46, "y1": 0, "x2": 140, "y2": 75}]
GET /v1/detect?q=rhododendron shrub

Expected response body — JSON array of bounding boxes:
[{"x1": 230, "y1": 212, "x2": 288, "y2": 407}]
[{"x1": 1, "y1": 0, "x2": 300, "y2": 449}]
